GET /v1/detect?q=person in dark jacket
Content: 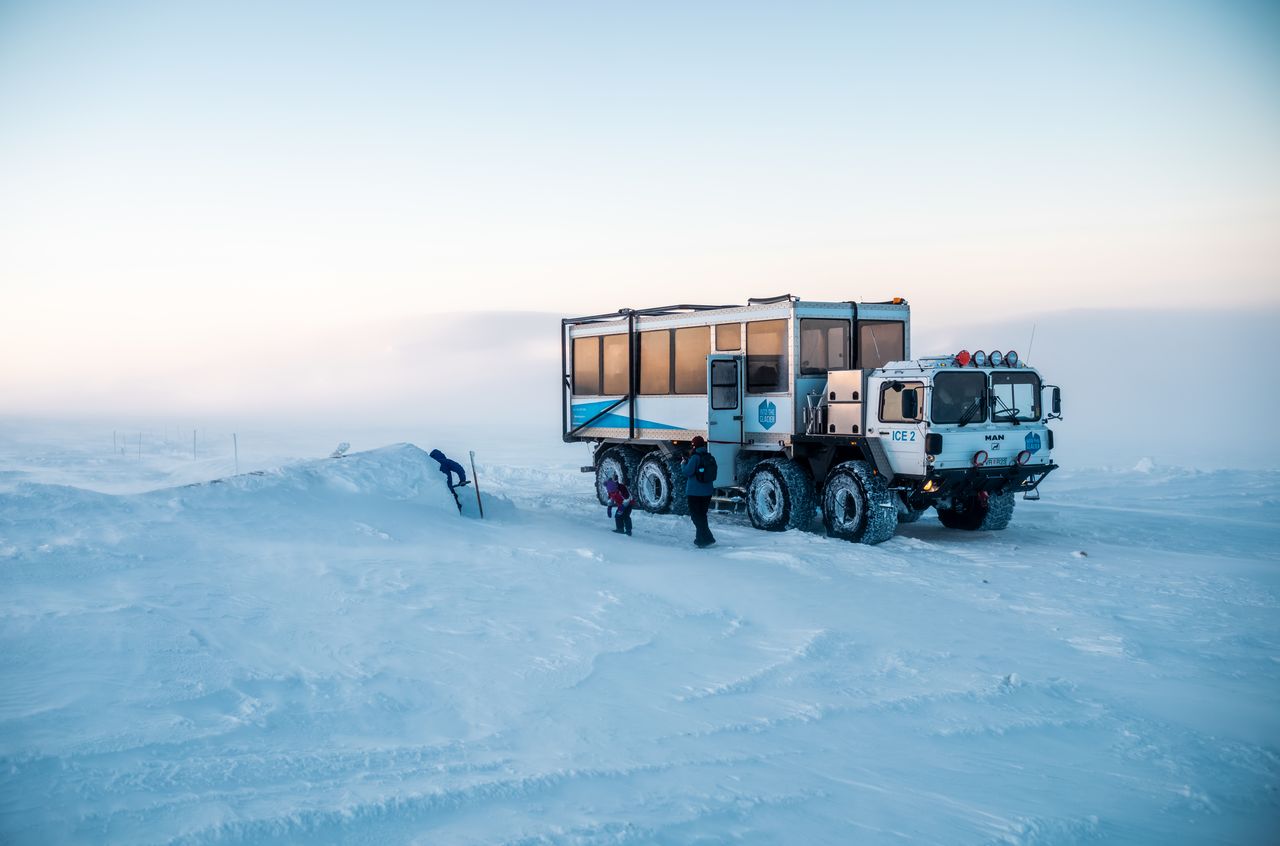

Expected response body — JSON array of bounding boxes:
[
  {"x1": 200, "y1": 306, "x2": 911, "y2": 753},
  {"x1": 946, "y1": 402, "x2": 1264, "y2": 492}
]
[
  {"x1": 429, "y1": 449, "x2": 469, "y2": 512},
  {"x1": 604, "y1": 477, "x2": 634, "y2": 536},
  {"x1": 682, "y1": 436, "x2": 716, "y2": 547}
]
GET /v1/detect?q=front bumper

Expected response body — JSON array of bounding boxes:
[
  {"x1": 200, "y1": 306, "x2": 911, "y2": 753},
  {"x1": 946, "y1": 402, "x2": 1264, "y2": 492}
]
[{"x1": 902, "y1": 461, "x2": 1057, "y2": 507}]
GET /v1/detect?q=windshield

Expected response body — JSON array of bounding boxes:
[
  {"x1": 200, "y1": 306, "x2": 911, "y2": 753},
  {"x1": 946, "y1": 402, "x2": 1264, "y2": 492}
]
[
  {"x1": 991, "y1": 371, "x2": 1041, "y2": 422},
  {"x1": 932, "y1": 371, "x2": 986, "y2": 424}
]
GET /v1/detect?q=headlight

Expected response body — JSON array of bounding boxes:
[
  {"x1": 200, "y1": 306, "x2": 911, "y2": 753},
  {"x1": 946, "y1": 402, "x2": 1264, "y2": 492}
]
[
  {"x1": 1005, "y1": 349, "x2": 1019, "y2": 367},
  {"x1": 989, "y1": 350, "x2": 1004, "y2": 366},
  {"x1": 972, "y1": 350, "x2": 987, "y2": 367}
]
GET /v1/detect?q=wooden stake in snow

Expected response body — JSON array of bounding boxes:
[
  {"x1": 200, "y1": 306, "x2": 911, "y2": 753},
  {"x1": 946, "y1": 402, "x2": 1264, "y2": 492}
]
[{"x1": 469, "y1": 450, "x2": 484, "y2": 519}]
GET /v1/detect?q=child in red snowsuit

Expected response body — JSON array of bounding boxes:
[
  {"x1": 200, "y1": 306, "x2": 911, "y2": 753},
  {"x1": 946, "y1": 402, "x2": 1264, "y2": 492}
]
[{"x1": 604, "y1": 478, "x2": 634, "y2": 536}]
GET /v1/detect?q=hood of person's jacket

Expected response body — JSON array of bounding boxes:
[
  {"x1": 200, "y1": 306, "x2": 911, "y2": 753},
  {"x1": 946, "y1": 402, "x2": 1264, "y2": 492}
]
[{"x1": 429, "y1": 449, "x2": 444, "y2": 461}]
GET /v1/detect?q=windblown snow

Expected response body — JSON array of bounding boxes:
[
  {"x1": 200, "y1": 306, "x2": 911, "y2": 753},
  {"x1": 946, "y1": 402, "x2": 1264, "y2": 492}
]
[{"x1": 1, "y1": 442, "x2": 1277, "y2": 844}]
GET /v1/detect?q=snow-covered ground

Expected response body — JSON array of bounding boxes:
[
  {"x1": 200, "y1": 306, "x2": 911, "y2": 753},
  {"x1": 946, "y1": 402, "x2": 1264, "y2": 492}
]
[{"x1": 1, "y1": 431, "x2": 1278, "y2": 844}]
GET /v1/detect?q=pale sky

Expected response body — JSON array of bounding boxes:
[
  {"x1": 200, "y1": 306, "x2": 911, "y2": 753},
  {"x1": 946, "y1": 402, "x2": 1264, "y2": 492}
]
[{"x1": 2, "y1": 0, "x2": 1278, "y2": 410}]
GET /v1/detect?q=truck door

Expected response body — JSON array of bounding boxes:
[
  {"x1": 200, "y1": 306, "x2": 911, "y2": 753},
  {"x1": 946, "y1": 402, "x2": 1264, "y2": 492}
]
[
  {"x1": 706, "y1": 355, "x2": 744, "y2": 487},
  {"x1": 870, "y1": 376, "x2": 927, "y2": 477}
]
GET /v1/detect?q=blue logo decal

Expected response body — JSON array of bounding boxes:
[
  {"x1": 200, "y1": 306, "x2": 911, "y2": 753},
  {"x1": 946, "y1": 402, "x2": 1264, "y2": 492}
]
[
  {"x1": 1024, "y1": 431, "x2": 1042, "y2": 452},
  {"x1": 758, "y1": 399, "x2": 777, "y2": 430}
]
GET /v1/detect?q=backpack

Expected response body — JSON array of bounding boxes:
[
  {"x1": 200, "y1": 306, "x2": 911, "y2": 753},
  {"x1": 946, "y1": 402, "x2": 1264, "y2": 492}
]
[{"x1": 695, "y1": 451, "x2": 718, "y2": 485}]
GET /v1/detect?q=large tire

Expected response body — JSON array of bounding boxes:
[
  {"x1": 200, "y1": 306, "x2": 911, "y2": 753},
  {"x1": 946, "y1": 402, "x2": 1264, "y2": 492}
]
[
  {"x1": 634, "y1": 451, "x2": 690, "y2": 515},
  {"x1": 821, "y1": 460, "x2": 897, "y2": 545},
  {"x1": 745, "y1": 458, "x2": 815, "y2": 532},
  {"x1": 936, "y1": 490, "x2": 1016, "y2": 531},
  {"x1": 595, "y1": 446, "x2": 641, "y2": 506},
  {"x1": 896, "y1": 492, "x2": 928, "y2": 524}
]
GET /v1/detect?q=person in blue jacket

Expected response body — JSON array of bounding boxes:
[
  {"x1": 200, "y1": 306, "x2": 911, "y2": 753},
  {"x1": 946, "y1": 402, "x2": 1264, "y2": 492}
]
[
  {"x1": 429, "y1": 449, "x2": 469, "y2": 512},
  {"x1": 682, "y1": 436, "x2": 716, "y2": 548}
]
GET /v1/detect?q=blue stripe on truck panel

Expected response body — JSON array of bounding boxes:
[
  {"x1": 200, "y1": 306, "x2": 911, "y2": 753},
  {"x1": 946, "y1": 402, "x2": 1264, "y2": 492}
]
[{"x1": 571, "y1": 400, "x2": 681, "y2": 431}]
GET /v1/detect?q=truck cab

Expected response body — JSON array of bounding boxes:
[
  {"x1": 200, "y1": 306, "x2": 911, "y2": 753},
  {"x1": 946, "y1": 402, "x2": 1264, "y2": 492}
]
[{"x1": 865, "y1": 351, "x2": 1059, "y2": 527}]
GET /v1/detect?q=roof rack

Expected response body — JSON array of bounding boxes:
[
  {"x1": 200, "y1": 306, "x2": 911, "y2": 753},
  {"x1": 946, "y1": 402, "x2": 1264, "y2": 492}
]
[{"x1": 562, "y1": 304, "x2": 739, "y2": 326}]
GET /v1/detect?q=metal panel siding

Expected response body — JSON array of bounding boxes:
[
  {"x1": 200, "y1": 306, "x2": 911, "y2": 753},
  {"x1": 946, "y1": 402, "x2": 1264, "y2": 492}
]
[
  {"x1": 743, "y1": 396, "x2": 794, "y2": 437},
  {"x1": 570, "y1": 396, "x2": 705, "y2": 432},
  {"x1": 828, "y1": 403, "x2": 863, "y2": 435},
  {"x1": 572, "y1": 428, "x2": 707, "y2": 442}
]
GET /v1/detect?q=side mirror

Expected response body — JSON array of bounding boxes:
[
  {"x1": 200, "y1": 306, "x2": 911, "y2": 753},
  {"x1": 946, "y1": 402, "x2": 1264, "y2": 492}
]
[
  {"x1": 1042, "y1": 385, "x2": 1062, "y2": 420},
  {"x1": 900, "y1": 389, "x2": 919, "y2": 420}
]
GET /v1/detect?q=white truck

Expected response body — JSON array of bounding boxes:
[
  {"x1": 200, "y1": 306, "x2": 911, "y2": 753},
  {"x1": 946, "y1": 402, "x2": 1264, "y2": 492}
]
[{"x1": 561, "y1": 295, "x2": 1060, "y2": 544}]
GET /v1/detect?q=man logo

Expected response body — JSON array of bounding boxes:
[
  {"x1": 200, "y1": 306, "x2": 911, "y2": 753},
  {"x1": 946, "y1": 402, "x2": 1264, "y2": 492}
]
[{"x1": 758, "y1": 399, "x2": 777, "y2": 430}]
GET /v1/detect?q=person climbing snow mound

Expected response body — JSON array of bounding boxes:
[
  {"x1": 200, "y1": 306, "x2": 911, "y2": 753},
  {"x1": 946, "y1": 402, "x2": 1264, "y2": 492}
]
[{"x1": 429, "y1": 449, "x2": 469, "y2": 513}]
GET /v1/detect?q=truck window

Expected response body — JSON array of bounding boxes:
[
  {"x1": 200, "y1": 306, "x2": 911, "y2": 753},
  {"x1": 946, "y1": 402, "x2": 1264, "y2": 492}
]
[
  {"x1": 800, "y1": 318, "x2": 850, "y2": 375},
  {"x1": 602, "y1": 334, "x2": 629, "y2": 395},
  {"x1": 674, "y1": 326, "x2": 711, "y2": 394},
  {"x1": 746, "y1": 319, "x2": 787, "y2": 393},
  {"x1": 880, "y1": 381, "x2": 924, "y2": 423},
  {"x1": 715, "y1": 322, "x2": 742, "y2": 351},
  {"x1": 858, "y1": 321, "x2": 904, "y2": 370},
  {"x1": 639, "y1": 330, "x2": 671, "y2": 394},
  {"x1": 572, "y1": 336, "x2": 601, "y2": 396},
  {"x1": 932, "y1": 371, "x2": 986, "y2": 424},
  {"x1": 710, "y1": 359, "x2": 739, "y2": 410},
  {"x1": 991, "y1": 371, "x2": 1041, "y2": 422}
]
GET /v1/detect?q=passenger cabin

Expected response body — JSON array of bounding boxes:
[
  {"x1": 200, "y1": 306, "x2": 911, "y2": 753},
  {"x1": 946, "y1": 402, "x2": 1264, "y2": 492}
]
[{"x1": 561, "y1": 295, "x2": 911, "y2": 447}]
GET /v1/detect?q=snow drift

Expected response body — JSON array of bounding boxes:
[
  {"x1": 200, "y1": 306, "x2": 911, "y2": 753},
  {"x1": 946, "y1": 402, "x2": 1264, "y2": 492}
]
[{"x1": 1, "y1": 442, "x2": 1277, "y2": 844}]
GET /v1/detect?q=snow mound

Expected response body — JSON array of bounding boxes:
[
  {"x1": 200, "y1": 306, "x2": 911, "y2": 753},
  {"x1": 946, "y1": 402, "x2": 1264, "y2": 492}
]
[{"x1": 172, "y1": 443, "x2": 509, "y2": 520}]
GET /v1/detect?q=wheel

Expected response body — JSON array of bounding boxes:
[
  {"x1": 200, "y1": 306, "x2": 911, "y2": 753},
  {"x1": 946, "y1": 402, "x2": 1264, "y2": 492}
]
[
  {"x1": 745, "y1": 458, "x2": 815, "y2": 532},
  {"x1": 594, "y1": 446, "x2": 641, "y2": 506},
  {"x1": 936, "y1": 490, "x2": 1016, "y2": 531},
  {"x1": 821, "y1": 460, "x2": 897, "y2": 545},
  {"x1": 634, "y1": 451, "x2": 689, "y2": 515},
  {"x1": 896, "y1": 492, "x2": 928, "y2": 524}
]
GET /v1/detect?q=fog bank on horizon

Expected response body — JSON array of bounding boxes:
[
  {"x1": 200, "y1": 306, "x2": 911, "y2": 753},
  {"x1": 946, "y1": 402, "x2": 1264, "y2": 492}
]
[{"x1": 4, "y1": 306, "x2": 1276, "y2": 470}]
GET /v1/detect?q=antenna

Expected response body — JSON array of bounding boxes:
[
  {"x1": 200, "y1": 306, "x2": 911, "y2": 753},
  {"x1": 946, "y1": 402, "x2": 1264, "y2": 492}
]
[{"x1": 1025, "y1": 324, "x2": 1037, "y2": 363}]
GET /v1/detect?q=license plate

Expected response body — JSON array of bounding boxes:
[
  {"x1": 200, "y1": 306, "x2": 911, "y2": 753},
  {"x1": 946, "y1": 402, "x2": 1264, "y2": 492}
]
[{"x1": 985, "y1": 456, "x2": 1011, "y2": 466}]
